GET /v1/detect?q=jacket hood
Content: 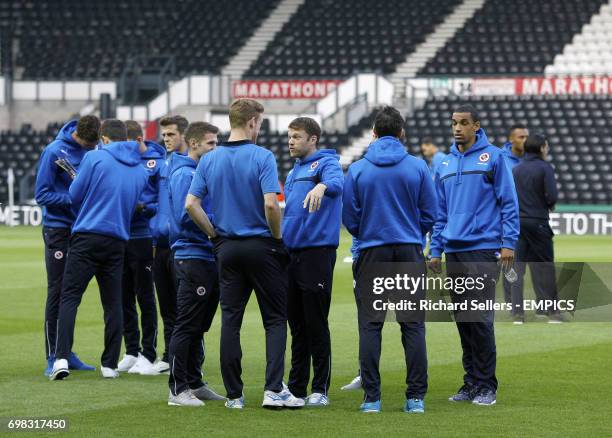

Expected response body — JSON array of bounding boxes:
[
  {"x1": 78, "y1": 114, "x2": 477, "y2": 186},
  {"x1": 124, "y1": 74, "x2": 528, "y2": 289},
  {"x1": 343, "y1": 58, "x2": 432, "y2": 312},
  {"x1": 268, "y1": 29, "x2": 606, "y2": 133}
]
[
  {"x1": 103, "y1": 141, "x2": 142, "y2": 166},
  {"x1": 142, "y1": 140, "x2": 166, "y2": 160},
  {"x1": 364, "y1": 136, "x2": 407, "y2": 166},
  {"x1": 56, "y1": 120, "x2": 81, "y2": 148},
  {"x1": 170, "y1": 152, "x2": 197, "y2": 174},
  {"x1": 450, "y1": 128, "x2": 491, "y2": 157},
  {"x1": 298, "y1": 148, "x2": 339, "y2": 165}
]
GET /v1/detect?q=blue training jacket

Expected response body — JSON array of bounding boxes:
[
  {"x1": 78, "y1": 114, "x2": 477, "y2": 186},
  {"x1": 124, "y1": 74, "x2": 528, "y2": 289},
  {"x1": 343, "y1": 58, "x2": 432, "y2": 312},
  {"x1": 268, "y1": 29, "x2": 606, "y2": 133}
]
[
  {"x1": 168, "y1": 153, "x2": 214, "y2": 261},
  {"x1": 430, "y1": 129, "x2": 520, "y2": 257},
  {"x1": 70, "y1": 141, "x2": 148, "y2": 241},
  {"x1": 502, "y1": 142, "x2": 522, "y2": 169},
  {"x1": 35, "y1": 120, "x2": 88, "y2": 228},
  {"x1": 282, "y1": 149, "x2": 343, "y2": 250},
  {"x1": 150, "y1": 150, "x2": 183, "y2": 247},
  {"x1": 342, "y1": 136, "x2": 438, "y2": 251},
  {"x1": 130, "y1": 141, "x2": 166, "y2": 239}
]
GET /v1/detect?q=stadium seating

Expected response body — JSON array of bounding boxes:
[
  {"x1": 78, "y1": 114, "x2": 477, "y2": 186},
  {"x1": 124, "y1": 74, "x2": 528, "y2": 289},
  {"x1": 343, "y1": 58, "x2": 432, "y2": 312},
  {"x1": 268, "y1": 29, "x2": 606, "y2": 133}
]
[
  {"x1": 0, "y1": 120, "x2": 357, "y2": 203},
  {"x1": 0, "y1": 0, "x2": 279, "y2": 79},
  {"x1": 402, "y1": 95, "x2": 612, "y2": 205},
  {"x1": 244, "y1": 0, "x2": 461, "y2": 78},
  {"x1": 0, "y1": 124, "x2": 57, "y2": 202},
  {"x1": 420, "y1": 0, "x2": 608, "y2": 76},
  {"x1": 546, "y1": 2, "x2": 612, "y2": 76}
]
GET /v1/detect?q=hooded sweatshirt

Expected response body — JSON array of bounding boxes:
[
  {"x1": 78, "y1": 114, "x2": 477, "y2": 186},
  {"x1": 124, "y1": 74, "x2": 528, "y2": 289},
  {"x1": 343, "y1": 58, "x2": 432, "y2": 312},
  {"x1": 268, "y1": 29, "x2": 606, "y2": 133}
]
[
  {"x1": 429, "y1": 129, "x2": 519, "y2": 257},
  {"x1": 168, "y1": 153, "x2": 214, "y2": 261},
  {"x1": 70, "y1": 141, "x2": 148, "y2": 241},
  {"x1": 150, "y1": 151, "x2": 177, "y2": 247},
  {"x1": 342, "y1": 136, "x2": 437, "y2": 251},
  {"x1": 502, "y1": 142, "x2": 522, "y2": 169},
  {"x1": 282, "y1": 149, "x2": 343, "y2": 250},
  {"x1": 35, "y1": 120, "x2": 88, "y2": 228},
  {"x1": 130, "y1": 141, "x2": 166, "y2": 239}
]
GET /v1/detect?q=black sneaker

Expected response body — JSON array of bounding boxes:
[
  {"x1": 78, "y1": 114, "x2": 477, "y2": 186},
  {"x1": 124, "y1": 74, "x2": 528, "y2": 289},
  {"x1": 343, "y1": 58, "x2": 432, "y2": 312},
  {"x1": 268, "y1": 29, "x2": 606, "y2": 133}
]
[{"x1": 448, "y1": 383, "x2": 476, "y2": 402}]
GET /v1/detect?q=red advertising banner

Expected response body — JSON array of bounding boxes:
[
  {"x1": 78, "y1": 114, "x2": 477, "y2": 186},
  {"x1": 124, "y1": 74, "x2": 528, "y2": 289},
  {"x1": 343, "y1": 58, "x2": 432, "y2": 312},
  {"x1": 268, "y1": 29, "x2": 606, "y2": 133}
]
[
  {"x1": 232, "y1": 80, "x2": 343, "y2": 99},
  {"x1": 427, "y1": 76, "x2": 612, "y2": 97},
  {"x1": 516, "y1": 76, "x2": 612, "y2": 96}
]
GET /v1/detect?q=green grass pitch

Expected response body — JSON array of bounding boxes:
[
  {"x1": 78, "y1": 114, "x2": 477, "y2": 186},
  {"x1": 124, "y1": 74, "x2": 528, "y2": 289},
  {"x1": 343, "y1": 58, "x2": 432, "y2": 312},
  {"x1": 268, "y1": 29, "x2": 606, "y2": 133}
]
[{"x1": 1, "y1": 227, "x2": 611, "y2": 437}]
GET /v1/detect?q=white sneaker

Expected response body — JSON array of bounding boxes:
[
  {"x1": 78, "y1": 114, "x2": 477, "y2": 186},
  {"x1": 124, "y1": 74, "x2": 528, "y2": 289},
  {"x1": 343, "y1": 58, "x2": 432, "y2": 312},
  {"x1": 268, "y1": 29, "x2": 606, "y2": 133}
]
[
  {"x1": 49, "y1": 359, "x2": 69, "y2": 381},
  {"x1": 168, "y1": 390, "x2": 204, "y2": 407},
  {"x1": 341, "y1": 375, "x2": 362, "y2": 391},
  {"x1": 138, "y1": 358, "x2": 163, "y2": 376},
  {"x1": 117, "y1": 354, "x2": 138, "y2": 372},
  {"x1": 128, "y1": 354, "x2": 155, "y2": 374},
  {"x1": 101, "y1": 367, "x2": 119, "y2": 378},
  {"x1": 262, "y1": 389, "x2": 305, "y2": 409},
  {"x1": 279, "y1": 388, "x2": 305, "y2": 408},
  {"x1": 151, "y1": 360, "x2": 170, "y2": 375},
  {"x1": 225, "y1": 396, "x2": 245, "y2": 409},
  {"x1": 306, "y1": 392, "x2": 329, "y2": 407}
]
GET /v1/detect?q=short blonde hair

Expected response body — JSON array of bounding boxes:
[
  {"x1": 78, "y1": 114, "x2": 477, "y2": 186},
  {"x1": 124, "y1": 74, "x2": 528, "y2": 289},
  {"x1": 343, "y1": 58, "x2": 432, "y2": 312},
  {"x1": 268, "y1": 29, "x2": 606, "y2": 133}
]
[{"x1": 229, "y1": 99, "x2": 264, "y2": 129}]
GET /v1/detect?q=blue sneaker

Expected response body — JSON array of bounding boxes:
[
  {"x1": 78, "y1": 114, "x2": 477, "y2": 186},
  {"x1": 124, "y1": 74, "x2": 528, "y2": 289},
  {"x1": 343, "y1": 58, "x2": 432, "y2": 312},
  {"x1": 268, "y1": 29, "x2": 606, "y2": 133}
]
[
  {"x1": 359, "y1": 400, "x2": 381, "y2": 413},
  {"x1": 404, "y1": 398, "x2": 425, "y2": 414},
  {"x1": 44, "y1": 356, "x2": 55, "y2": 377},
  {"x1": 67, "y1": 352, "x2": 95, "y2": 371},
  {"x1": 472, "y1": 388, "x2": 496, "y2": 406}
]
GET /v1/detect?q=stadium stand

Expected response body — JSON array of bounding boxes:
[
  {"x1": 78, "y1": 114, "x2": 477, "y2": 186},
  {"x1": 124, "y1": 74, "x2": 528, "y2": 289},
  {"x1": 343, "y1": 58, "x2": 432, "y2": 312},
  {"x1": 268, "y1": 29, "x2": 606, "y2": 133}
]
[
  {"x1": 403, "y1": 95, "x2": 612, "y2": 205},
  {"x1": 0, "y1": 0, "x2": 279, "y2": 79},
  {"x1": 546, "y1": 2, "x2": 612, "y2": 76},
  {"x1": 0, "y1": 124, "x2": 56, "y2": 201},
  {"x1": 419, "y1": 0, "x2": 608, "y2": 75},
  {"x1": 0, "y1": 0, "x2": 610, "y2": 208},
  {"x1": 244, "y1": 0, "x2": 461, "y2": 78},
  {"x1": 0, "y1": 119, "x2": 362, "y2": 203}
]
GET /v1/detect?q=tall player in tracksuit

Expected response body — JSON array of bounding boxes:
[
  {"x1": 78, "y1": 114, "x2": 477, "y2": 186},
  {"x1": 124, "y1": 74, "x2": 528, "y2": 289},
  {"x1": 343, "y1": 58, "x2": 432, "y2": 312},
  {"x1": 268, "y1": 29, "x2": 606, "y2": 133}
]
[
  {"x1": 282, "y1": 117, "x2": 343, "y2": 407},
  {"x1": 167, "y1": 121, "x2": 225, "y2": 407},
  {"x1": 186, "y1": 99, "x2": 303, "y2": 409},
  {"x1": 429, "y1": 105, "x2": 519, "y2": 406},
  {"x1": 343, "y1": 106, "x2": 437, "y2": 414},
  {"x1": 116, "y1": 121, "x2": 165, "y2": 375},
  {"x1": 150, "y1": 115, "x2": 189, "y2": 374},
  {"x1": 35, "y1": 116, "x2": 100, "y2": 376},
  {"x1": 49, "y1": 119, "x2": 148, "y2": 381}
]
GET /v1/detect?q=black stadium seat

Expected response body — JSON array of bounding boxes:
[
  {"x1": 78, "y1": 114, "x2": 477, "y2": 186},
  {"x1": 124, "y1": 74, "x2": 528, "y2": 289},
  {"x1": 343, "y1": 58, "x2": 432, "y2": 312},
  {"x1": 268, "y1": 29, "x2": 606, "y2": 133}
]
[
  {"x1": 420, "y1": 0, "x2": 607, "y2": 76},
  {"x1": 245, "y1": 0, "x2": 461, "y2": 79},
  {"x1": 0, "y1": 0, "x2": 280, "y2": 79}
]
